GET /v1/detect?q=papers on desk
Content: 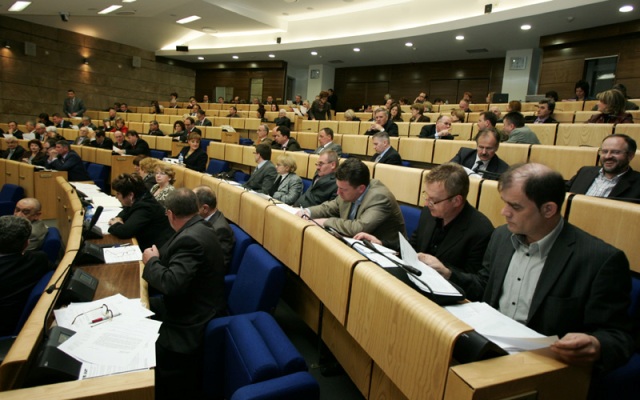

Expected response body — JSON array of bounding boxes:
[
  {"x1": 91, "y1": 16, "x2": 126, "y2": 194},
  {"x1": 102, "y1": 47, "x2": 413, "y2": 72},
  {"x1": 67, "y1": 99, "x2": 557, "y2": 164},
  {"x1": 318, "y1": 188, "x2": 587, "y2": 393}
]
[
  {"x1": 444, "y1": 302, "x2": 558, "y2": 353},
  {"x1": 103, "y1": 245, "x2": 143, "y2": 264},
  {"x1": 54, "y1": 294, "x2": 159, "y2": 379},
  {"x1": 399, "y1": 234, "x2": 462, "y2": 297},
  {"x1": 276, "y1": 203, "x2": 299, "y2": 215},
  {"x1": 72, "y1": 182, "x2": 123, "y2": 234}
]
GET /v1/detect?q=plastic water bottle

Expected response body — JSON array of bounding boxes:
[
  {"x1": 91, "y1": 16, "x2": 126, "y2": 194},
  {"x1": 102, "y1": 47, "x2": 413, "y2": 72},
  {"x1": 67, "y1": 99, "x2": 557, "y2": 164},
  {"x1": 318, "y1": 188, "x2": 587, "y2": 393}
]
[
  {"x1": 85, "y1": 205, "x2": 94, "y2": 223},
  {"x1": 178, "y1": 153, "x2": 184, "y2": 165}
]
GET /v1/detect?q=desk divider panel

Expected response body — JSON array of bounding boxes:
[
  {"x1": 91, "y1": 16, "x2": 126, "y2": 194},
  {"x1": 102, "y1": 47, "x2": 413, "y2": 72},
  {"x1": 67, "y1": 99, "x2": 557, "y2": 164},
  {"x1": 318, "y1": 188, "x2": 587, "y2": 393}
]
[
  {"x1": 369, "y1": 363, "x2": 408, "y2": 400},
  {"x1": 35, "y1": 170, "x2": 67, "y2": 220},
  {"x1": 95, "y1": 149, "x2": 113, "y2": 166},
  {"x1": 18, "y1": 163, "x2": 34, "y2": 198},
  {"x1": 476, "y1": 180, "x2": 503, "y2": 228},
  {"x1": 567, "y1": 195, "x2": 640, "y2": 273},
  {"x1": 347, "y1": 262, "x2": 470, "y2": 400},
  {"x1": 300, "y1": 227, "x2": 367, "y2": 324},
  {"x1": 555, "y1": 124, "x2": 613, "y2": 147},
  {"x1": 263, "y1": 206, "x2": 313, "y2": 274},
  {"x1": 341, "y1": 135, "x2": 369, "y2": 156},
  {"x1": 110, "y1": 155, "x2": 135, "y2": 184},
  {"x1": 216, "y1": 182, "x2": 244, "y2": 224},
  {"x1": 306, "y1": 154, "x2": 320, "y2": 179},
  {"x1": 432, "y1": 140, "x2": 476, "y2": 164},
  {"x1": 242, "y1": 146, "x2": 258, "y2": 167},
  {"x1": 467, "y1": 176, "x2": 481, "y2": 208},
  {"x1": 238, "y1": 192, "x2": 272, "y2": 244},
  {"x1": 495, "y1": 143, "x2": 530, "y2": 166},
  {"x1": 527, "y1": 124, "x2": 558, "y2": 145},
  {"x1": 224, "y1": 144, "x2": 244, "y2": 164},
  {"x1": 398, "y1": 137, "x2": 435, "y2": 163},
  {"x1": 141, "y1": 135, "x2": 156, "y2": 149},
  {"x1": 65, "y1": 223, "x2": 83, "y2": 253},
  {"x1": 155, "y1": 136, "x2": 174, "y2": 151},
  {"x1": 450, "y1": 123, "x2": 473, "y2": 140},
  {"x1": 182, "y1": 168, "x2": 203, "y2": 189},
  {"x1": 4, "y1": 160, "x2": 20, "y2": 186},
  {"x1": 528, "y1": 145, "x2": 599, "y2": 180},
  {"x1": 171, "y1": 142, "x2": 188, "y2": 157},
  {"x1": 296, "y1": 132, "x2": 319, "y2": 149},
  {"x1": 367, "y1": 136, "x2": 399, "y2": 157},
  {"x1": 167, "y1": 164, "x2": 186, "y2": 189},
  {"x1": 285, "y1": 151, "x2": 309, "y2": 175},
  {"x1": 81, "y1": 146, "x2": 97, "y2": 164},
  {"x1": 200, "y1": 175, "x2": 222, "y2": 195},
  {"x1": 207, "y1": 142, "x2": 225, "y2": 160},
  {"x1": 373, "y1": 164, "x2": 424, "y2": 206}
]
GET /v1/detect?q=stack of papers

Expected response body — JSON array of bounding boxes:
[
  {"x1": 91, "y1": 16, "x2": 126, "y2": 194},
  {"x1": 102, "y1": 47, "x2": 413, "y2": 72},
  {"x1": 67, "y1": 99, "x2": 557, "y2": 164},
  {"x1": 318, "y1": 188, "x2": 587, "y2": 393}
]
[
  {"x1": 444, "y1": 302, "x2": 558, "y2": 353},
  {"x1": 72, "y1": 182, "x2": 123, "y2": 234},
  {"x1": 54, "y1": 294, "x2": 159, "y2": 379}
]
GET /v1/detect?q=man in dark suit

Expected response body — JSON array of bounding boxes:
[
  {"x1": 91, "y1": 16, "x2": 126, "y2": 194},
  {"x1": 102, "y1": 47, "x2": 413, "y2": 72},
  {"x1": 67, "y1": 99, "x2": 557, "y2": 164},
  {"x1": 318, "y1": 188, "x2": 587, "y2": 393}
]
[
  {"x1": 0, "y1": 216, "x2": 50, "y2": 336},
  {"x1": 313, "y1": 127, "x2": 342, "y2": 156},
  {"x1": 371, "y1": 131, "x2": 402, "y2": 165},
  {"x1": 122, "y1": 131, "x2": 150, "y2": 156},
  {"x1": 567, "y1": 134, "x2": 640, "y2": 203},
  {"x1": 294, "y1": 150, "x2": 338, "y2": 207},
  {"x1": 193, "y1": 186, "x2": 236, "y2": 272},
  {"x1": 272, "y1": 126, "x2": 301, "y2": 151},
  {"x1": 51, "y1": 113, "x2": 72, "y2": 129},
  {"x1": 47, "y1": 140, "x2": 91, "y2": 181},
  {"x1": 364, "y1": 108, "x2": 399, "y2": 136},
  {"x1": 63, "y1": 89, "x2": 86, "y2": 118},
  {"x1": 6, "y1": 121, "x2": 23, "y2": 139},
  {"x1": 465, "y1": 163, "x2": 633, "y2": 374},
  {"x1": 525, "y1": 99, "x2": 558, "y2": 124},
  {"x1": 147, "y1": 120, "x2": 164, "y2": 136},
  {"x1": 142, "y1": 189, "x2": 225, "y2": 400},
  {"x1": 419, "y1": 115, "x2": 454, "y2": 139},
  {"x1": 2, "y1": 136, "x2": 26, "y2": 160},
  {"x1": 355, "y1": 163, "x2": 494, "y2": 297},
  {"x1": 194, "y1": 109, "x2": 212, "y2": 126},
  {"x1": 184, "y1": 117, "x2": 202, "y2": 137},
  {"x1": 450, "y1": 128, "x2": 509, "y2": 179},
  {"x1": 243, "y1": 143, "x2": 278, "y2": 194},
  {"x1": 112, "y1": 130, "x2": 132, "y2": 153},
  {"x1": 88, "y1": 130, "x2": 114, "y2": 149}
]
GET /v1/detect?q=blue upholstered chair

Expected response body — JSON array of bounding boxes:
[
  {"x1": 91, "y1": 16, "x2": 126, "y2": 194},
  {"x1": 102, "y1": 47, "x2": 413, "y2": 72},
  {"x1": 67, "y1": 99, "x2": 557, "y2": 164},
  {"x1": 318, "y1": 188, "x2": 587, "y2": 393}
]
[
  {"x1": 150, "y1": 149, "x2": 166, "y2": 160},
  {"x1": 41, "y1": 227, "x2": 63, "y2": 265},
  {"x1": 86, "y1": 163, "x2": 110, "y2": 192},
  {"x1": 400, "y1": 204, "x2": 422, "y2": 239},
  {"x1": 203, "y1": 311, "x2": 319, "y2": 400},
  {"x1": 207, "y1": 159, "x2": 231, "y2": 175},
  {"x1": 301, "y1": 178, "x2": 312, "y2": 194},
  {"x1": 0, "y1": 184, "x2": 25, "y2": 216},
  {"x1": 12, "y1": 270, "x2": 55, "y2": 336},
  {"x1": 229, "y1": 224, "x2": 255, "y2": 275}
]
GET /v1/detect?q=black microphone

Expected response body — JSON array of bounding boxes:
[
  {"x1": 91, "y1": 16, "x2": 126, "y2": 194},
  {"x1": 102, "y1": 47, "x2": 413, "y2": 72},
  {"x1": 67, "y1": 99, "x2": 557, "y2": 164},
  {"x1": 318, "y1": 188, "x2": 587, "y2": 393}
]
[
  {"x1": 360, "y1": 239, "x2": 422, "y2": 276},
  {"x1": 477, "y1": 169, "x2": 503, "y2": 180},
  {"x1": 46, "y1": 263, "x2": 73, "y2": 294}
]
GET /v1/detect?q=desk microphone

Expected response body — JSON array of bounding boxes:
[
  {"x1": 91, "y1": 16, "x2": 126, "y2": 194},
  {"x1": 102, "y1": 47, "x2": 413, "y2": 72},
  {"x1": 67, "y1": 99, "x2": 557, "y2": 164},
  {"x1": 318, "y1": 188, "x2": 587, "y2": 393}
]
[
  {"x1": 46, "y1": 263, "x2": 73, "y2": 294},
  {"x1": 360, "y1": 239, "x2": 422, "y2": 276}
]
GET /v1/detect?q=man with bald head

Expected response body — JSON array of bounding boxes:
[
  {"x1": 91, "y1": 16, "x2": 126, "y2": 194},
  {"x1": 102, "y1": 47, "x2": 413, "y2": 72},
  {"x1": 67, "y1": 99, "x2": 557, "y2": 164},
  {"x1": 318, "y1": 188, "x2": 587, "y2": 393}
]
[
  {"x1": 465, "y1": 163, "x2": 633, "y2": 376},
  {"x1": 419, "y1": 115, "x2": 454, "y2": 139},
  {"x1": 14, "y1": 198, "x2": 48, "y2": 252}
]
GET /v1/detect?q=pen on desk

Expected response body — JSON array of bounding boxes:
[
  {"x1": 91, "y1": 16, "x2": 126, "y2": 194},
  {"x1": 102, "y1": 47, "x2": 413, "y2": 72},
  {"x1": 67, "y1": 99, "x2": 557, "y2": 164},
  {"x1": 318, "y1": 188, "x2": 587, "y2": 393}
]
[
  {"x1": 113, "y1": 243, "x2": 132, "y2": 248},
  {"x1": 91, "y1": 312, "x2": 121, "y2": 325}
]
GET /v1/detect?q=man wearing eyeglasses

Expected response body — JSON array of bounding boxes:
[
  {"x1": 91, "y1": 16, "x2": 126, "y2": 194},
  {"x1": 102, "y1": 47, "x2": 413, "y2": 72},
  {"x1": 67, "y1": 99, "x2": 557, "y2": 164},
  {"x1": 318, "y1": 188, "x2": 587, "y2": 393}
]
[
  {"x1": 450, "y1": 128, "x2": 509, "y2": 180},
  {"x1": 355, "y1": 163, "x2": 494, "y2": 298},
  {"x1": 14, "y1": 198, "x2": 47, "y2": 252},
  {"x1": 294, "y1": 150, "x2": 338, "y2": 207},
  {"x1": 567, "y1": 134, "x2": 640, "y2": 203}
]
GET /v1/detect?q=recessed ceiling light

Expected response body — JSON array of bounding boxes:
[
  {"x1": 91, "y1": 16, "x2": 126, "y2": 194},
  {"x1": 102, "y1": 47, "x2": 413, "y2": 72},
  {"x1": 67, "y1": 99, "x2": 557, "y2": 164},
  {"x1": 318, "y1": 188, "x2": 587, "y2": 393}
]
[
  {"x1": 122, "y1": 0, "x2": 137, "y2": 3},
  {"x1": 456, "y1": 35, "x2": 464, "y2": 40},
  {"x1": 202, "y1": 27, "x2": 218, "y2": 34},
  {"x1": 9, "y1": 1, "x2": 31, "y2": 12},
  {"x1": 311, "y1": 51, "x2": 318, "y2": 56},
  {"x1": 353, "y1": 48, "x2": 360, "y2": 52},
  {"x1": 405, "y1": 42, "x2": 413, "y2": 47},
  {"x1": 620, "y1": 5, "x2": 634, "y2": 12},
  {"x1": 268, "y1": 54, "x2": 275, "y2": 58},
  {"x1": 99, "y1": 5, "x2": 122, "y2": 14},
  {"x1": 176, "y1": 15, "x2": 201, "y2": 24},
  {"x1": 521, "y1": 24, "x2": 532, "y2": 30},
  {"x1": 232, "y1": 55, "x2": 239, "y2": 59},
  {"x1": 197, "y1": 56, "x2": 204, "y2": 60}
]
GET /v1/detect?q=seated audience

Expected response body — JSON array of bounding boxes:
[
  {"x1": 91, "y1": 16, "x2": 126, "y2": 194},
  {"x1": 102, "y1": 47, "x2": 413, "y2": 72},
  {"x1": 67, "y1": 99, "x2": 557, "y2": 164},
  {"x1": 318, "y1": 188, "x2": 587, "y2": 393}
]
[
  {"x1": 507, "y1": 100, "x2": 522, "y2": 113},
  {"x1": 365, "y1": 108, "x2": 399, "y2": 136},
  {"x1": 14, "y1": 198, "x2": 48, "y2": 252},
  {"x1": 23, "y1": 139, "x2": 47, "y2": 166},
  {"x1": 120, "y1": 131, "x2": 150, "y2": 156},
  {"x1": 269, "y1": 154, "x2": 303, "y2": 205},
  {"x1": 6, "y1": 121, "x2": 23, "y2": 139},
  {"x1": 113, "y1": 130, "x2": 133, "y2": 153},
  {"x1": 419, "y1": 115, "x2": 453, "y2": 139},
  {"x1": 46, "y1": 126, "x2": 65, "y2": 141},
  {"x1": 47, "y1": 140, "x2": 91, "y2": 181},
  {"x1": 274, "y1": 109, "x2": 291, "y2": 128},
  {"x1": 451, "y1": 129, "x2": 508, "y2": 179},
  {"x1": 503, "y1": 112, "x2": 540, "y2": 144},
  {"x1": 409, "y1": 103, "x2": 430, "y2": 122},
  {"x1": 450, "y1": 108, "x2": 466, "y2": 123},
  {"x1": 74, "y1": 126, "x2": 92, "y2": 145},
  {"x1": 243, "y1": 144, "x2": 277, "y2": 194},
  {"x1": 2, "y1": 136, "x2": 25, "y2": 160},
  {"x1": 587, "y1": 89, "x2": 634, "y2": 124},
  {"x1": 297, "y1": 158, "x2": 406, "y2": 249},
  {"x1": 148, "y1": 120, "x2": 164, "y2": 136},
  {"x1": 195, "y1": 109, "x2": 212, "y2": 126},
  {"x1": 572, "y1": 79, "x2": 592, "y2": 101},
  {"x1": 344, "y1": 109, "x2": 361, "y2": 121},
  {"x1": 109, "y1": 173, "x2": 173, "y2": 250},
  {"x1": 169, "y1": 120, "x2": 188, "y2": 142},
  {"x1": 138, "y1": 156, "x2": 159, "y2": 190},
  {"x1": 151, "y1": 164, "x2": 176, "y2": 206},
  {"x1": 525, "y1": 99, "x2": 557, "y2": 124},
  {"x1": 175, "y1": 133, "x2": 207, "y2": 172},
  {"x1": 389, "y1": 103, "x2": 404, "y2": 122},
  {"x1": 355, "y1": 163, "x2": 494, "y2": 299},
  {"x1": 567, "y1": 134, "x2": 640, "y2": 202},
  {"x1": 272, "y1": 126, "x2": 301, "y2": 151},
  {"x1": 110, "y1": 117, "x2": 128, "y2": 133},
  {"x1": 52, "y1": 113, "x2": 72, "y2": 129},
  {"x1": 294, "y1": 150, "x2": 339, "y2": 208},
  {"x1": 255, "y1": 124, "x2": 273, "y2": 146},
  {"x1": 0, "y1": 216, "x2": 50, "y2": 336},
  {"x1": 314, "y1": 127, "x2": 342, "y2": 156},
  {"x1": 309, "y1": 91, "x2": 332, "y2": 120},
  {"x1": 226, "y1": 106, "x2": 240, "y2": 118},
  {"x1": 193, "y1": 186, "x2": 235, "y2": 272},
  {"x1": 88, "y1": 130, "x2": 114, "y2": 150},
  {"x1": 371, "y1": 131, "x2": 402, "y2": 165}
]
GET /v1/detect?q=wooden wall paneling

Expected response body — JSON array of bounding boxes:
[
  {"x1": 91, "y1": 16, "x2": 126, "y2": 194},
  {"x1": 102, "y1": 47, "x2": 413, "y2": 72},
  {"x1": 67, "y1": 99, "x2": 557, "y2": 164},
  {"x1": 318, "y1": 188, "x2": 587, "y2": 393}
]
[{"x1": 429, "y1": 80, "x2": 459, "y2": 104}]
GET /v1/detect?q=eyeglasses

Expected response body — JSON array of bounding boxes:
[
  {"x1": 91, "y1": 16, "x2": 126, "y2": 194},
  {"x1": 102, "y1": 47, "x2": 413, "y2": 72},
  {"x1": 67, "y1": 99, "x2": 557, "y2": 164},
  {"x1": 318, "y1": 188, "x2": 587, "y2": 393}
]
[
  {"x1": 424, "y1": 193, "x2": 457, "y2": 207},
  {"x1": 71, "y1": 304, "x2": 113, "y2": 325}
]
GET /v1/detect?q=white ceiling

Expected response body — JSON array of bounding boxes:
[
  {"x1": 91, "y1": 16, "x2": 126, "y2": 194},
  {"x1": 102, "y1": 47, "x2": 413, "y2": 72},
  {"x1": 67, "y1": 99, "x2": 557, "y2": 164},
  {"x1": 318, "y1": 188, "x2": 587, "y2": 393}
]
[{"x1": 1, "y1": 0, "x2": 639, "y2": 68}]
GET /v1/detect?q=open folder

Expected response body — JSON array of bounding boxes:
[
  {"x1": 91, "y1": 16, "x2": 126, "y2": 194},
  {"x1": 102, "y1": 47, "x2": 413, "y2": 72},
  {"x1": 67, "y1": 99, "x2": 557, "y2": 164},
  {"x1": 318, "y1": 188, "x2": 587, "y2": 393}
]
[{"x1": 398, "y1": 234, "x2": 465, "y2": 302}]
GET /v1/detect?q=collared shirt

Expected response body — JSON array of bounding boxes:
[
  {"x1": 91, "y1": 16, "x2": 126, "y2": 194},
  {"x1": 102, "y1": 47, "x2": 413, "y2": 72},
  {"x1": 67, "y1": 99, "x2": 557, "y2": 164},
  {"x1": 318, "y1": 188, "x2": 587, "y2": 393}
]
[
  {"x1": 255, "y1": 160, "x2": 267, "y2": 170},
  {"x1": 374, "y1": 146, "x2": 391, "y2": 162},
  {"x1": 319, "y1": 141, "x2": 333, "y2": 152},
  {"x1": 472, "y1": 155, "x2": 488, "y2": 172},
  {"x1": 499, "y1": 219, "x2": 564, "y2": 323},
  {"x1": 533, "y1": 117, "x2": 548, "y2": 124},
  {"x1": 282, "y1": 139, "x2": 290, "y2": 150},
  {"x1": 349, "y1": 186, "x2": 369, "y2": 220},
  {"x1": 586, "y1": 168, "x2": 628, "y2": 198}
]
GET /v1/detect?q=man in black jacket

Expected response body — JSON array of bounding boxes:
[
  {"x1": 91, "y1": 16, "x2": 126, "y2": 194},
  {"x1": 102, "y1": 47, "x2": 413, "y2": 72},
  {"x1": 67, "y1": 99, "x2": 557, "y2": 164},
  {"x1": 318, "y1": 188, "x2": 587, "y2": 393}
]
[
  {"x1": 47, "y1": 140, "x2": 90, "y2": 181},
  {"x1": 88, "y1": 130, "x2": 114, "y2": 149},
  {"x1": 294, "y1": 150, "x2": 339, "y2": 207},
  {"x1": 364, "y1": 108, "x2": 399, "y2": 136},
  {"x1": 371, "y1": 131, "x2": 402, "y2": 165},
  {"x1": 450, "y1": 129, "x2": 509, "y2": 180}
]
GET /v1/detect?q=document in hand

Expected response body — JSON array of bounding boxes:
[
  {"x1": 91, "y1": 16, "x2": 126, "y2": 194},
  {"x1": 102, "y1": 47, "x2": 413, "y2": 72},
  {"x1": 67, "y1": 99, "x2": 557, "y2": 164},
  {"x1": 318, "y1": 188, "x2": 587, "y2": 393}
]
[{"x1": 399, "y1": 234, "x2": 465, "y2": 302}]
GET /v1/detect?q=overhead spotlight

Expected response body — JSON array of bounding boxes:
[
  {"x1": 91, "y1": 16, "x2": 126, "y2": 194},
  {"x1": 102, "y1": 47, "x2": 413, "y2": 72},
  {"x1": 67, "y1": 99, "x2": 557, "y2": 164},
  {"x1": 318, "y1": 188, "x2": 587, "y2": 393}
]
[
  {"x1": 405, "y1": 42, "x2": 413, "y2": 47},
  {"x1": 353, "y1": 47, "x2": 360, "y2": 52},
  {"x1": 456, "y1": 35, "x2": 464, "y2": 40},
  {"x1": 83, "y1": 58, "x2": 89, "y2": 65},
  {"x1": 521, "y1": 24, "x2": 531, "y2": 30},
  {"x1": 310, "y1": 51, "x2": 318, "y2": 56},
  {"x1": 619, "y1": 5, "x2": 634, "y2": 12},
  {"x1": 59, "y1": 11, "x2": 70, "y2": 22}
]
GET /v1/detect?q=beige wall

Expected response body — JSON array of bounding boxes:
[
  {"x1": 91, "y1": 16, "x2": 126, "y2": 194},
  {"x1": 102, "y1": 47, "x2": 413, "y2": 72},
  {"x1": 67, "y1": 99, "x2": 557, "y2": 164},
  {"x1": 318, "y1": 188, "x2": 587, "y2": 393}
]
[{"x1": 0, "y1": 16, "x2": 195, "y2": 123}]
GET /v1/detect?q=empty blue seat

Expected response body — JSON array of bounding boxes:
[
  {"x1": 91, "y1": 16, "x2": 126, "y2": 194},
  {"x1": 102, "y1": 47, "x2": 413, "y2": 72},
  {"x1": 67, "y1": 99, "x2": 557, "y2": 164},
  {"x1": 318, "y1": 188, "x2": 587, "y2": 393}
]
[
  {"x1": 86, "y1": 164, "x2": 110, "y2": 192},
  {"x1": 301, "y1": 178, "x2": 312, "y2": 194},
  {"x1": 12, "y1": 270, "x2": 54, "y2": 336},
  {"x1": 207, "y1": 159, "x2": 231, "y2": 175},
  {"x1": 41, "y1": 227, "x2": 62, "y2": 265},
  {"x1": 400, "y1": 204, "x2": 422, "y2": 239},
  {"x1": 229, "y1": 224, "x2": 255, "y2": 275},
  {"x1": 150, "y1": 149, "x2": 166, "y2": 160},
  {"x1": 0, "y1": 184, "x2": 25, "y2": 216},
  {"x1": 233, "y1": 171, "x2": 250, "y2": 184}
]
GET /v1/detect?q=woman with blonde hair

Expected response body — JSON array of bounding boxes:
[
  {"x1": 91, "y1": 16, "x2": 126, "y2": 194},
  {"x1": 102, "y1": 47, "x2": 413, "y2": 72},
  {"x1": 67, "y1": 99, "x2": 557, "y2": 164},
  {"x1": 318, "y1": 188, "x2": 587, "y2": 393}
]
[
  {"x1": 587, "y1": 89, "x2": 634, "y2": 124},
  {"x1": 138, "y1": 156, "x2": 159, "y2": 190},
  {"x1": 150, "y1": 164, "x2": 176, "y2": 206},
  {"x1": 268, "y1": 154, "x2": 303, "y2": 205},
  {"x1": 344, "y1": 109, "x2": 360, "y2": 122}
]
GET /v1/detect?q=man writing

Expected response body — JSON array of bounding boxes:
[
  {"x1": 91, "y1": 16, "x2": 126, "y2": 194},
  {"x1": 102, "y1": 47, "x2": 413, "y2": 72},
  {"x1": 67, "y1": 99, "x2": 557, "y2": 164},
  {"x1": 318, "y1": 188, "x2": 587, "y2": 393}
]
[
  {"x1": 567, "y1": 134, "x2": 640, "y2": 202},
  {"x1": 465, "y1": 163, "x2": 633, "y2": 374},
  {"x1": 142, "y1": 189, "x2": 226, "y2": 399},
  {"x1": 297, "y1": 158, "x2": 406, "y2": 248},
  {"x1": 294, "y1": 150, "x2": 338, "y2": 207},
  {"x1": 47, "y1": 140, "x2": 91, "y2": 181}
]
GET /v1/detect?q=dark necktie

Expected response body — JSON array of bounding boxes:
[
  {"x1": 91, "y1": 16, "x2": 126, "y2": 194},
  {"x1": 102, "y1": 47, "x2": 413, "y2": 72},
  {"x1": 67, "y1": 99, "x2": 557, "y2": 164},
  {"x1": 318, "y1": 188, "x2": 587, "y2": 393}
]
[
  {"x1": 269, "y1": 176, "x2": 283, "y2": 196},
  {"x1": 472, "y1": 160, "x2": 483, "y2": 172}
]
